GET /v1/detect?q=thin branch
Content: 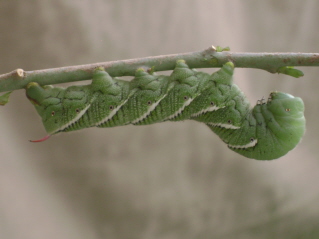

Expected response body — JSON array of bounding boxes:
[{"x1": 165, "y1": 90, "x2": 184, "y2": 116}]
[{"x1": 1, "y1": 46, "x2": 319, "y2": 93}]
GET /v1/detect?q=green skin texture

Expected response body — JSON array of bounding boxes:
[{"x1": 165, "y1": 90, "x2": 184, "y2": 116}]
[{"x1": 26, "y1": 61, "x2": 306, "y2": 160}]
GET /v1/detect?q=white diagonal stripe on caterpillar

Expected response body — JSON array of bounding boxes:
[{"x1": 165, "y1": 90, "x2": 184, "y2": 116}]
[
  {"x1": 95, "y1": 98, "x2": 129, "y2": 126},
  {"x1": 131, "y1": 94, "x2": 167, "y2": 124},
  {"x1": 227, "y1": 138, "x2": 258, "y2": 149},
  {"x1": 206, "y1": 122, "x2": 240, "y2": 129},
  {"x1": 190, "y1": 105, "x2": 223, "y2": 118},
  {"x1": 165, "y1": 97, "x2": 193, "y2": 120},
  {"x1": 58, "y1": 103, "x2": 92, "y2": 132}
]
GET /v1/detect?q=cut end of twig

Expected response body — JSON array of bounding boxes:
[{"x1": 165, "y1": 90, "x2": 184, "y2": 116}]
[{"x1": 16, "y1": 68, "x2": 25, "y2": 78}]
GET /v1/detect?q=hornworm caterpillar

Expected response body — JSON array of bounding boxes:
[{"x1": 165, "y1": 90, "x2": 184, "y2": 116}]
[{"x1": 26, "y1": 61, "x2": 306, "y2": 160}]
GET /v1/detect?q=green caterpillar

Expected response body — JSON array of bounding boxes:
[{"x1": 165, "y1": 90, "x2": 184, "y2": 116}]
[{"x1": 25, "y1": 61, "x2": 306, "y2": 160}]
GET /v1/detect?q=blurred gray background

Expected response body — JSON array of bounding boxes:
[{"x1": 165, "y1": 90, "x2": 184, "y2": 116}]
[{"x1": 1, "y1": 1, "x2": 319, "y2": 238}]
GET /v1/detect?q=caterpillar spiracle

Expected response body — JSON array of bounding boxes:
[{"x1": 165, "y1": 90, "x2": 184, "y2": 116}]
[{"x1": 25, "y1": 61, "x2": 306, "y2": 160}]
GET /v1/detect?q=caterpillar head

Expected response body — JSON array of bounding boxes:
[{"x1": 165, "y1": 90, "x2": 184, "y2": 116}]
[
  {"x1": 266, "y1": 91, "x2": 305, "y2": 140},
  {"x1": 267, "y1": 92, "x2": 304, "y2": 118},
  {"x1": 231, "y1": 92, "x2": 306, "y2": 160}
]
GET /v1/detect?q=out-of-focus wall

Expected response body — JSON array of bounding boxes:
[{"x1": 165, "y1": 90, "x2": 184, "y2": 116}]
[{"x1": 0, "y1": 1, "x2": 318, "y2": 238}]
